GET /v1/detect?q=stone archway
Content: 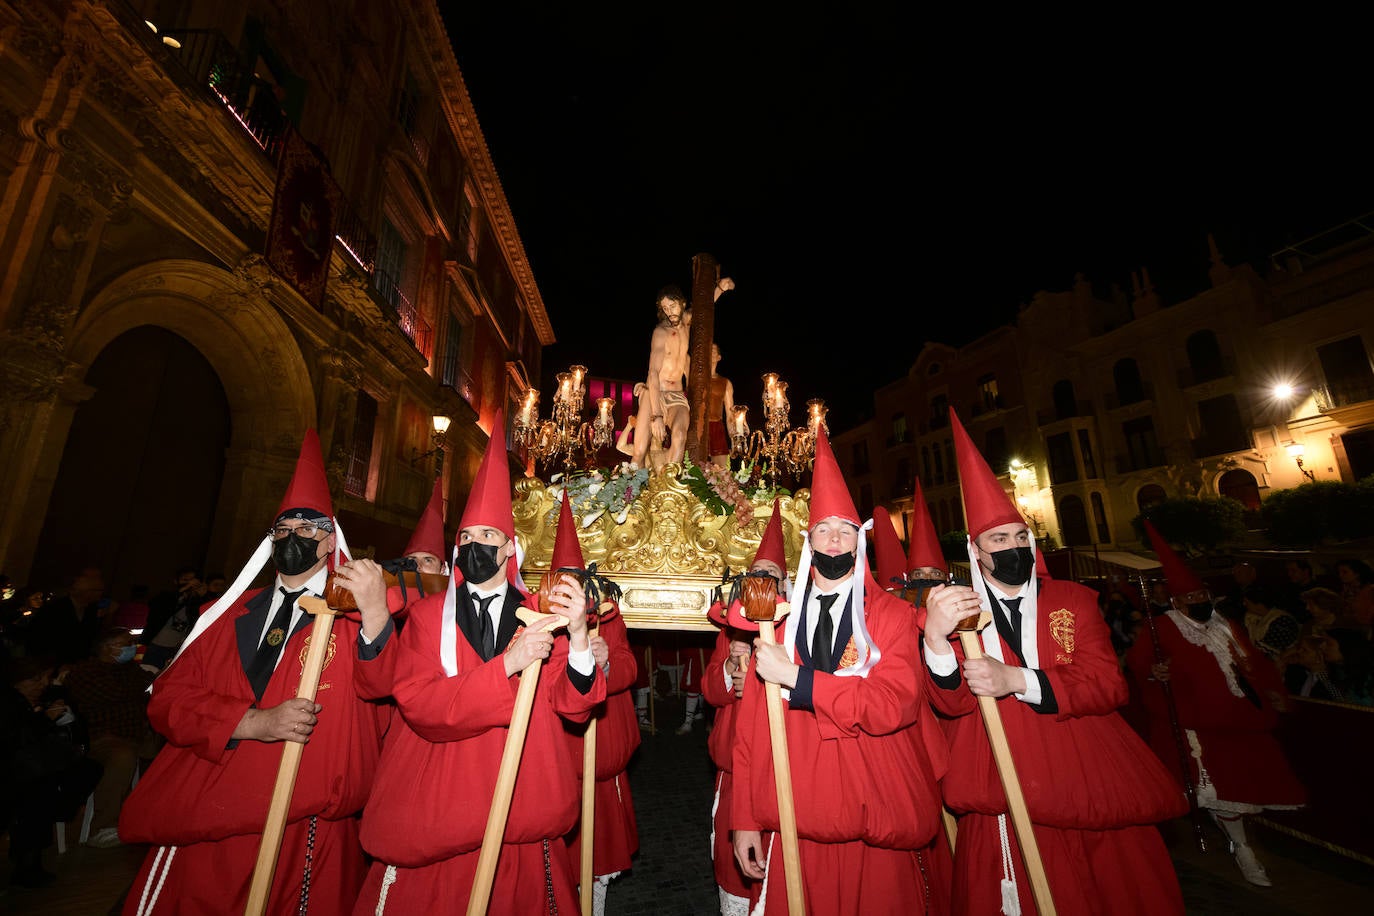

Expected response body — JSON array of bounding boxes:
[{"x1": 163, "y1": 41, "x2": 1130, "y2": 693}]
[{"x1": 23, "y1": 260, "x2": 317, "y2": 584}]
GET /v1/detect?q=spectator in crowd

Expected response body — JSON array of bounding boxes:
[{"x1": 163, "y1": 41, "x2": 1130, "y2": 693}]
[
  {"x1": 204, "y1": 573, "x2": 227, "y2": 601},
  {"x1": 1279, "y1": 559, "x2": 1337, "y2": 622},
  {"x1": 1240, "y1": 584, "x2": 1303, "y2": 667},
  {"x1": 1103, "y1": 587, "x2": 1142, "y2": 659},
  {"x1": 1334, "y1": 558, "x2": 1374, "y2": 638},
  {"x1": 142, "y1": 567, "x2": 205, "y2": 649},
  {"x1": 25, "y1": 567, "x2": 110, "y2": 663},
  {"x1": 140, "y1": 568, "x2": 210, "y2": 672},
  {"x1": 1285, "y1": 588, "x2": 1348, "y2": 700},
  {"x1": 1, "y1": 587, "x2": 49, "y2": 655},
  {"x1": 61, "y1": 628, "x2": 156, "y2": 848},
  {"x1": 2, "y1": 654, "x2": 103, "y2": 887}
]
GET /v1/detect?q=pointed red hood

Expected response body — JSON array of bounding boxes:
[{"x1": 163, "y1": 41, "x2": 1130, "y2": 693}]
[
  {"x1": 455, "y1": 412, "x2": 522, "y2": 590},
  {"x1": 1144, "y1": 520, "x2": 1204, "y2": 595},
  {"x1": 808, "y1": 425, "x2": 859, "y2": 527},
  {"x1": 755, "y1": 497, "x2": 787, "y2": 570},
  {"x1": 950, "y1": 409, "x2": 1023, "y2": 539},
  {"x1": 404, "y1": 478, "x2": 446, "y2": 560},
  {"x1": 906, "y1": 479, "x2": 947, "y2": 575},
  {"x1": 551, "y1": 491, "x2": 585, "y2": 570},
  {"x1": 276, "y1": 429, "x2": 333, "y2": 522},
  {"x1": 871, "y1": 506, "x2": 906, "y2": 589}
]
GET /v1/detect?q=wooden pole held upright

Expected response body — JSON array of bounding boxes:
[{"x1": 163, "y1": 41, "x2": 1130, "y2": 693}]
[
  {"x1": 757, "y1": 618, "x2": 806, "y2": 916},
  {"x1": 244, "y1": 599, "x2": 338, "y2": 916},
  {"x1": 579, "y1": 616, "x2": 601, "y2": 916},
  {"x1": 956, "y1": 616, "x2": 1056, "y2": 916}
]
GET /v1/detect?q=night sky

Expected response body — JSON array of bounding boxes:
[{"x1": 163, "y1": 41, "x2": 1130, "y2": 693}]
[{"x1": 440, "y1": 4, "x2": 1369, "y2": 431}]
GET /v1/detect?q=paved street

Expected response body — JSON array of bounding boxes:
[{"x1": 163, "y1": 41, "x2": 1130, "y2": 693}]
[{"x1": 5, "y1": 693, "x2": 1372, "y2": 914}]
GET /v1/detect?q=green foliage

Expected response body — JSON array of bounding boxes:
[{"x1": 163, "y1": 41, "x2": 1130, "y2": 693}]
[
  {"x1": 938, "y1": 529, "x2": 969, "y2": 563},
  {"x1": 1261, "y1": 477, "x2": 1374, "y2": 546},
  {"x1": 1131, "y1": 496, "x2": 1246, "y2": 555}
]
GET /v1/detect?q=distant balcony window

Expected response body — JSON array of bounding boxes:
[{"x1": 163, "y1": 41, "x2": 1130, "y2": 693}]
[{"x1": 1113, "y1": 358, "x2": 1146, "y2": 406}]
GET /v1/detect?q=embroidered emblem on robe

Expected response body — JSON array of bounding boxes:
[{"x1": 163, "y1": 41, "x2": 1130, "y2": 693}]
[
  {"x1": 298, "y1": 633, "x2": 338, "y2": 690},
  {"x1": 266, "y1": 628, "x2": 286, "y2": 647},
  {"x1": 1049, "y1": 608, "x2": 1075, "y2": 664}
]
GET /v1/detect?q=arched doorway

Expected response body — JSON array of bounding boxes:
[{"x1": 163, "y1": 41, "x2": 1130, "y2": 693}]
[
  {"x1": 1058, "y1": 495, "x2": 1092, "y2": 546},
  {"x1": 1218, "y1": 468, "x2": 1262, "y2": 526},
  {"x1": 1136, "y1": 483, "x2": 1166, "y2": 513},
  {"x1": 32, "y1": 327, "x2": 231, "y2": 597}
]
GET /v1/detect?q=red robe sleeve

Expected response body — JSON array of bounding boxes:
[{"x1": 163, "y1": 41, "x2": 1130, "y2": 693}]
[
  {"x1": 810, "y1": 603, "x2": 923, "y2": 739},
  {"x1": 702, "y1": 629, "x2": 738, "y2": 710},
  {"x1": 1040, "y1": 592, "x2": 1130, "y2": 718},
  {"x1": 148, "y1": 623, "x2": 254, "y2": 764}
]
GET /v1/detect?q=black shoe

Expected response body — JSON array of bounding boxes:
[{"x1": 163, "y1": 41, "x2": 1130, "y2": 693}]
[{"x1": 11, "y1": 864, "x2": 58, "y2": 888}]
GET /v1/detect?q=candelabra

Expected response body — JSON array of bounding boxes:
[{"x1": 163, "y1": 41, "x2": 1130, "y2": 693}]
[
  {"x1": 730, "y1": 373, "x2": 827, "y2": 486},
  {"x1": 513, "y1": 365, "x2": 617, "y2": 471}
]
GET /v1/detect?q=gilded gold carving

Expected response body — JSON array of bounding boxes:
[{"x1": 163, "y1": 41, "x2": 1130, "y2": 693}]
[{"x1": 514, "y1": 466, "x2": 809, "y2": 630}]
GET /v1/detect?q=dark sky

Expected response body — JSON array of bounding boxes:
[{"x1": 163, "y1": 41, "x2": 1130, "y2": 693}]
[{"x1": 439, "y1": 4, "x2": 1369, "y2": 431}]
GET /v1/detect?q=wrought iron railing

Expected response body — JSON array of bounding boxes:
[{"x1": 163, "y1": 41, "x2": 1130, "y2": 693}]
[{"x1": 162, "y1": 28, "x2": 288, "y2": 161}]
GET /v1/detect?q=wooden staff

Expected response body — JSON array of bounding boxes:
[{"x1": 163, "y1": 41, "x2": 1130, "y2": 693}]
[
  {"x1": 742, "y1": 577, "x2": 805, "y2": 916},
  {"x1": 467, "y1": 572, "x2": 574, "y2": 916},
  {"x1": 244, "y1": 596, "x2": 339, "y2": 916},
  {"x1": 580, "y1": 611, "x2": 602, "y2": 916},
  {"x1": 956, "y1": 611, "x2": 1056, "y2": 916}
]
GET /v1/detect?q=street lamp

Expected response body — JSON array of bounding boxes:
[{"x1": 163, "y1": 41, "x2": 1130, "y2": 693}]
[
  {"x1": 1285, "y1": 442, "x2": 1315, "y2": 482},
  {"x1": 413, "y1": 414, "x2": 452, "y2": 477}
]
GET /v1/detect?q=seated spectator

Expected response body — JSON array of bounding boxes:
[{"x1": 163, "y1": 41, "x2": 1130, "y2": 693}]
[
  {"x1": 1, "y1": 655, "x2": 103, "y2": 887},
  {"x1": 1, "y1": 587, "x2": 48, "y2": 655},
  {"x1": 61, "y1": 628, "x2": 156, "y2": 848},
  {"x1": 1279, "y1": 559, "x2": 1337, "y2": 622},
  {"x1": 140, "y1": 569, "x2": 210, "y2": 672},
  {"x1": 1334, "y1": 558, "x2": 1374, "y2": 638},
  {"x1": 1240, "y1": 584, "x2": 1302, "y2": 665},
  {"x1": 25, "y1": 568, "x2": 110, "y2": 663},
  {"x1": 1284, "y1": 588, "x2": 1348, "y2": 700}
]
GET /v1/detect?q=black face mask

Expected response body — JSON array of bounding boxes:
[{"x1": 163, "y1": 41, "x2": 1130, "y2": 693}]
[
  {"x1": 273, "y1": 533, "x2": 321, "y2": 577},
  {"x1": 985, "y1": 546, "x2": 1035, "y2": 587},
  {"x1": 1185, "y1": 601, "x2": 1214, "y2": 622},
  {"x1": 811, "y1": 549, "x2": 856, "y2": 580},
  {"x1": 457, "y1": 542, "x2": 505, "y2": 584}
]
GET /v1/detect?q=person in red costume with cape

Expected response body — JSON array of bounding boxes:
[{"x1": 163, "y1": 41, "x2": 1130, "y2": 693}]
[
  {"x1": 351, "y1": 412, "x2": 606, "y2": 914},
  {"x1": 921, "y1": 410, "x2": 1186, "y2": 915},
  {"x1": 1127, "y1": 521, "x2": 1305, "y2": 886},
  {"x1": 118, "y1": 430, "x2": 392, "y2": 915},
  {"x1": 731, "y1": 428, "x2": 950, "y2": 914}
]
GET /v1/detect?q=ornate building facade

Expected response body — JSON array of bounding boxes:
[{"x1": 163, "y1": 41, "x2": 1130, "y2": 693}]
[
  {"x1": 836, "y1": 223, "x2": 1374, "y2": 553},
  {"x1": 0, "y1": 0, "x2": 552, "y2": 594}
]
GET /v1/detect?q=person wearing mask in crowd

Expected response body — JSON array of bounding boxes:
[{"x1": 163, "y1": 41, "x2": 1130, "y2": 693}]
[
  {"x1": 140, "y1": 568, "x2": 209, "y2": 672},
  {"x1": 1127, "y1": 522, "x2": 1306, "y2": 887},
  {"x1": 732, "y1": 428, "x2": 949, "y2": 914},
  {"x1": 60, "y1": 628, "x2": 156, "y2": 848},
  {"x1": 26, "y1": 567, "x2": 110, "y2": 663},
  {"x1": 1239, "y1": 584, "x2": 1302, "y2": 668},
  {"x1": 116, "y1": 430, "x2": 391, "y2": 914},
  {"x1": 704, "y1": 500, "x2": 788, "y2": 915},
  {"x1": 550, "y1": 494, "x2": 640, "y2": 916},
  {"x1": 351, "y1": 412, "x2": 605, "y2": 913},
  {"x1": 923, "y1": 412, "x2": 1185, "y2": 915}
]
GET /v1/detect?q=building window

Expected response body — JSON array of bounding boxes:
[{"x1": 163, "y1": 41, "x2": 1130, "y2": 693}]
[
  {"x1": 921, "y1": 445, "x2": 932, "y2": 485},
  {"x1": 891, "y1": 412, "x2": 908, "y2": 445},
  {"x1": 459, "y1": 184, "x2": 480, "y2": 263},
  {"x1": 344, "y1": 390, "x2": 378, "y2": 499},
  {"x1": 943, "y1": 440, "x2": 954, "y2": 482},
  {"x1": 1195, "y1": 394, "x2": 1249, "y2": 457},
  {"x1": 1077, "y1": 429, "x2": 1097, "y2": 478},
  {"x1": 1113, "y1": 358, "x2": 1146, "y2": 406},
  {"x1": 440, "y1": 311, "x2": 463, "y2": 391},
  {"x1": 931, "y1": 439, "x2": 945, "y2": 484},
  {"x1": 984, "y1": 427, "x2": 1008, "y2": 473},
  {"x1": 1186, "y1": 329, "x2": 1225, "y2": 383},
  {"x1": 1122, "y1": 416, "x2": 1165, "y2": 470},
  {"x1": 978, "y1": 374, "x2": 1001, "y2": 412},
  {"x1": 929, "y1": 394, "x2": 949, "y2": 429},
  {"x1": 893, "y1": 457, "x2": 913, "y2": 495},
  {"x1": 374, "y1": 219, "x2": 407, "y2": 308},
  {"x1": 1219, "y1": 469, "x2": 1262, "y2": 515},
  {"x1": 1059, "y1": 495, "x2": 1090, "y2": 546},
  {"x1": 1317, "y1": 335, "x2": 1374, "y2": 407},
  {"x1": 1090, "y1": 492, "x2": 1110, "y2": 543},
  {"x1": 1047, "y1": 432, "x2": 1078, "y2": 484},
  {"x1": 853, "y1": 440, "x2": 870, "y2": 475}
]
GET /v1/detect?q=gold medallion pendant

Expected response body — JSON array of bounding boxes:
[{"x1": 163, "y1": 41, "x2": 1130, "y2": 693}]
[{"x1": 266, "y1": 628, "x2": 286, "y2": 647}]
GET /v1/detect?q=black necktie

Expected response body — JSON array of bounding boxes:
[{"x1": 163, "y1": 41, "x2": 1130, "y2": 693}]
[
  {"x1": 812, "y1": 593, "x2": 838, "y2": 672},
  {"x1": 473, "y1": 593, "x2": 497, "y2": 661},
  {"x1": 247, "y1": 587, "x2": 304, "y2": 701},
  {"x1": 1002, "y1": 597, "x2": 1023, "y2": 647}
]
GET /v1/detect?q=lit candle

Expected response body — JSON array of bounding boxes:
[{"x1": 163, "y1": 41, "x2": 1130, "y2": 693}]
[
  {"x1": 597, "y1": 397, "x2": 614, "y2": 423},
  {"x1": 556, "y1": 372, "x2": 571, "y2": 403},
  {"x1": 807, "y1": 399, "x2": 827, "y2": 435},
  {"x1": 733, "y1": 406, "x2": 749, "y2": 437},
  {"x1": 762, "y1": 372, "x2": 778, "y2": 399},
  {"x1": 570, "y1": 365, "x2": 587, "y2": 392}
]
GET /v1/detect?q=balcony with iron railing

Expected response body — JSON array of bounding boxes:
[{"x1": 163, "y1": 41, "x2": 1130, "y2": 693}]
[
  {"x1": 1191, "y1": 432, "x2": 1252, "y2": 459},
  {"x1": 1113, "y1": 452, "x2": 1167, "y2": 474},
  {"x1": 1037, "y1": 401, "x2": 1095, "y2": 426},
  {"x1": 1176, "y1": 359, "x2": 1235, "y2": 389},
  {"x1": 373, "y1": 269, "x2": 433, "y2": 356},
  {"x1": 163, "y1": 28, "x2": 289, "y2": 161},
  {"x1": 1314, "y1": 378, "x2": 1374, "y2": 412},
  {"x1": 1103, "y1": 383, "x2": 1155, "y2": 410}
]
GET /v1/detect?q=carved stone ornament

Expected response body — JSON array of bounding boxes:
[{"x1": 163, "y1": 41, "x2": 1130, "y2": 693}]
[{"x1": 514, "y1": 465, "x2": 810, "y2": 630}]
